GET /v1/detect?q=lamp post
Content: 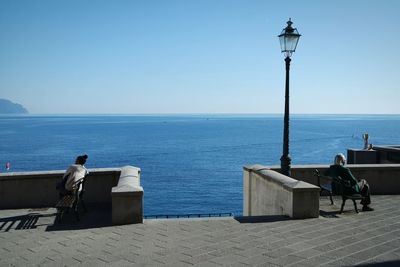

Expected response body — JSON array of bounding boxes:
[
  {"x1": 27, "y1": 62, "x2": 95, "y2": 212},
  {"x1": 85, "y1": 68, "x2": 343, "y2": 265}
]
[{"x1": 278, "y1": 18, "x2": 301, "y2": 177}]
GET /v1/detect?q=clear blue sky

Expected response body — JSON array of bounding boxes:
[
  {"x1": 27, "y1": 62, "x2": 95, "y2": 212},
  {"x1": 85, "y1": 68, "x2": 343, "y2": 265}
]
[{"x1": 1, "y1": 0, "x2": 399, "y2": 114}]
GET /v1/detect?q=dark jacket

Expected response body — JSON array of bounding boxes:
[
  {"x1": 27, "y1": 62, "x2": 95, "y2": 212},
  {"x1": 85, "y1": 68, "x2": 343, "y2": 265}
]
[{"x1": 326, "y1": 164, "x2": 360, "y2": 194}]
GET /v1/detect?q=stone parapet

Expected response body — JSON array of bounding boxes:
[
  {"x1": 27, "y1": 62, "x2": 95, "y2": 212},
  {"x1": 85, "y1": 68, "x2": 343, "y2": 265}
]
[
  {"x1": 0, "y1": 166, "x2": 144, "y2": 224},
  {"x1": 269, "y1": 164, "x2": 400, "y2": 195},
  {"x1": 0, "y1": 168, "x2": 121, "y2": 209},
  {"x1": 243, "y1": 165, "x2": 320, "y2": 218},
  {"x1": 112, "y1": 166, "x2": 143, "y2": 224}
]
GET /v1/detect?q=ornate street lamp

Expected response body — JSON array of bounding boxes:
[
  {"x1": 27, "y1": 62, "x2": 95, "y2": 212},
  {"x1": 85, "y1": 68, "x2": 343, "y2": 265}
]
[{"x1": 278, "y1": 18, "x2": 301, "y2": 176}]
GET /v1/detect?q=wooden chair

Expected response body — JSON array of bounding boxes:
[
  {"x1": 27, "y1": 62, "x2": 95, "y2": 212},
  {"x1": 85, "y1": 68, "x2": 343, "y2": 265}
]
[
  {"x1": 315, "y1": 169, "x2": 366, "y2": 213},
  {"x1": 56, "y1": 176, "x2": 87, "y2": 222}
]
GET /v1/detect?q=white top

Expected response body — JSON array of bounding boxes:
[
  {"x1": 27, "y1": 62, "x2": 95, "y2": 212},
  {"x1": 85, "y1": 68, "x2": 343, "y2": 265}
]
[{"x1": 64, "y1": 164, "x2": 88, "y2": 191}]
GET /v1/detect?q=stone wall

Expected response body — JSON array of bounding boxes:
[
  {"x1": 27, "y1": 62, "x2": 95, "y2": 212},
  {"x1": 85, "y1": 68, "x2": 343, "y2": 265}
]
[
  {"x1": 0, "y1": 168, "x2": 121, "y2": 209},
  {"x1": 270, "y1": 164, "x2": 400, "y2": 195},
  {"x1": 112, "y1": 166, "x2": 143, "y2": 224},
  {"x1": 244, "y1": 164, "x2": 400, "y2": 218},
  {"x1": 243, "y1": 165, "x2": 320, "y2": 218}
]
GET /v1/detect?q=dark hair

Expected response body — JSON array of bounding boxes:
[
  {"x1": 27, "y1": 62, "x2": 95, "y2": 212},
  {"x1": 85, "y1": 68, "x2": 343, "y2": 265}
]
[{"x1": 76, "y1": 154, "x2": 88, "y2": 165}]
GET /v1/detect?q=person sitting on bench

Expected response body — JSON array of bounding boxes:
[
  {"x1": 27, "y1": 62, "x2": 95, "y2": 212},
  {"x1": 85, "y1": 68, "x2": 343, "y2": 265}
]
[
  {"x1": 327, "y1": 153, "x2": 373, "y2": 212},
  {"x1": 61, "y1": 154, "x2": 89, "y2": 195}
]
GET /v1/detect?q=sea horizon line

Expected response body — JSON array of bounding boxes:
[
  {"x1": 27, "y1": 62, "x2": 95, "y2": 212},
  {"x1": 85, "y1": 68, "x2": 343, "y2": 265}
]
[{"x1": 1, "y1": 113, "x2": 400, "y2": 118}]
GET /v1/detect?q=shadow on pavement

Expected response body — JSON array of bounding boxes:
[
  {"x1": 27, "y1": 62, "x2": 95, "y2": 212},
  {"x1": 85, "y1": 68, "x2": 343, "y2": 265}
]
[
  {"x1": 319, "y1": 210, "x2": 341, "y2": 218},
  {"x1": 46, "y1": 203, "x2": 113, "y2": 231},
  {"x1": 236, "y1": 208, "x2": 356, "y2": 222},
  {"x1": 234, "y1": 215, "x2": 290, "y2": 224},
  {"x1": 0, "y1": 213, "x2": 55, "y2": 232},
  {"x1": 319, "y1": 205, "x2": 361, "y2": 218},
  {"x1": 358, "y1": 260, "x2": 400, "y2": 266}
]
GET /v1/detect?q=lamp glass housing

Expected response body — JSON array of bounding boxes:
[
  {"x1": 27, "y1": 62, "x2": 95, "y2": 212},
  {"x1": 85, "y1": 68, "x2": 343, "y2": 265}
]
[{"x1": 278, "y1": 19, "x2": 301, "y2": 57}]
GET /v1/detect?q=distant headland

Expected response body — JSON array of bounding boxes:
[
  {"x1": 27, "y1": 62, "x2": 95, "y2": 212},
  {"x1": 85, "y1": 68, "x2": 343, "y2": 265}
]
[{"x1": 0, "y1": 99, "x2": 29, "y2": 114}]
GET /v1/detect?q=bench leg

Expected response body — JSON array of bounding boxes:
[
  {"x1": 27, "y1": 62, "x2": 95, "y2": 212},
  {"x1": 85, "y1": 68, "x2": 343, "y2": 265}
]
[
  {"x1": 329, "y1": 194, "x2": 334, "y2": 205},
  {"x1": 352, "y1": 200, "x2": 359, "y2": 213},
  {"x1": 81, "y1": 199, "x2": 88, "y2": 213},
  {"x1": 340, "y1": 199, "x2": 346, "y2": 213},
  {"x1": 74, "y1": 201, "x2": 80, "y2": 221},
  {"x1": 320, "y1": 190, "x2": 334, "y2": 205},
  {"x1": 56, "y1": 208, "x2": 64, "y2": 223}
]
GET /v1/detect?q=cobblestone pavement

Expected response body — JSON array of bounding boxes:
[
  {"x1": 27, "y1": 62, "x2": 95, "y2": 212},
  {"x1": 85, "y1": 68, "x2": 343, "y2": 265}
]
[{"x1": 1, "y1": 195, "x2": 400, "y2": 266}]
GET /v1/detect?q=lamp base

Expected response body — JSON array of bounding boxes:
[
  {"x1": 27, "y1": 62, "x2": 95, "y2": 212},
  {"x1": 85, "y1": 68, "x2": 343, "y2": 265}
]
[{"x1": 280, "y1": 154, "x2": 292, "y2": 177}]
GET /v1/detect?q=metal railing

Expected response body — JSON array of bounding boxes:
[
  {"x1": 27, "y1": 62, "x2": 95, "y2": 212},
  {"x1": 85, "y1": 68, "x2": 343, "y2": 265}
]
[{"x1": 144, "y1": 212, "x2": 233, "y2": 219}]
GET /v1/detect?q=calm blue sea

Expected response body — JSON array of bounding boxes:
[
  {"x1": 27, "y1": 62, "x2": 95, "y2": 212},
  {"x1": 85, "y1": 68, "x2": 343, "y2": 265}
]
[{"x1": 1, "y1": 114, "x2": 399, "y2": 215}]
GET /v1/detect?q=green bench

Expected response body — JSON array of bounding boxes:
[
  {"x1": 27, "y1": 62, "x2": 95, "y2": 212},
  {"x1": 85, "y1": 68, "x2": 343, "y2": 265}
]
[{"x1": 315, "y1": 169, "x2": 366, "y2": 213}]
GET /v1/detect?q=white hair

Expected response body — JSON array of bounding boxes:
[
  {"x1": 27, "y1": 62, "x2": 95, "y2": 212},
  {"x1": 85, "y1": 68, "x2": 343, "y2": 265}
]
[{"x1": 334, "y1": 153, "x2": 346, "y2": 165}]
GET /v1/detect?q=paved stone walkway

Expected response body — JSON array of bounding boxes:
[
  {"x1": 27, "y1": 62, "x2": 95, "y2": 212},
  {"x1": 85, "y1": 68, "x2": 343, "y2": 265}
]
[{"x1": 1, "y1": 195, "x2": 400, "y2": 266}]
